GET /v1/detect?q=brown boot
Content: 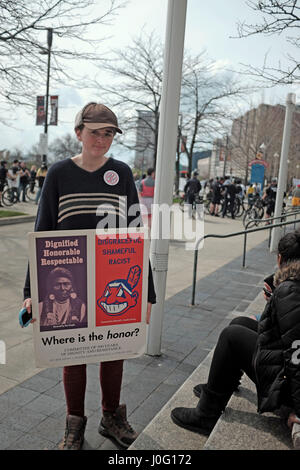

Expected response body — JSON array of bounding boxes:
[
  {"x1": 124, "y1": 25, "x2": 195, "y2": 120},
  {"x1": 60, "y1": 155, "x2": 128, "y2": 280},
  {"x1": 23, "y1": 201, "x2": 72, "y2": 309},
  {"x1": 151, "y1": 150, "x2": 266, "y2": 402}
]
[
  {"x1": 99, "y1": 404, "x2": 138, "y2": 448},
  {"x1": 59, "y1": 415, "x2": 87, "y2": 450}
]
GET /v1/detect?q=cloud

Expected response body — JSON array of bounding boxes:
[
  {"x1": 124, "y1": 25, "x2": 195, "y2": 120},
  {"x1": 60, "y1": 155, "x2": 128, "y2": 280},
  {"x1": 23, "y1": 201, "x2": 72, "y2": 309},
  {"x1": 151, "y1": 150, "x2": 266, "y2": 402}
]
[{"x1": 56, "y1": 87, "x2": 83, "y2": 107}]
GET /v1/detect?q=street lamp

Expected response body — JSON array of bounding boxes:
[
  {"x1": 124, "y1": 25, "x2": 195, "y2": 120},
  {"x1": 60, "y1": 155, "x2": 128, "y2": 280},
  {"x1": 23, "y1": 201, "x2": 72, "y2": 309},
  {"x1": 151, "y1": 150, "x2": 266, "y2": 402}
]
[
  {"x1": 40, "y1": 28, "x2": 53, "y2": 165},
  {"x1": 259, "y1": 142, "x2": 266, "y2": 152}
]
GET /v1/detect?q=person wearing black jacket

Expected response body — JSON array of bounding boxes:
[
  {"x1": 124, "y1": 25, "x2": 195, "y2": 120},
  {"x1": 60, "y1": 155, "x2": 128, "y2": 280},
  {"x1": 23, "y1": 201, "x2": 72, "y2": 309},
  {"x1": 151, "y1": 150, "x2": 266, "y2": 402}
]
[
  {"x1": 171, "y1": 230, "x2": 300, "y2": 438},
  {"x1": 222, "y1": 179, "x2": 238, "y2": 219},
  {"x1": 184, "y1": 171, "x2": 201, "y2": 218},
  {"x1": 209, "y1": 177, "x2": 224, "y2": 216},
  {"x1": 0, "y1": 160, "x2": 8, "y2": 207},
  {"x1": 17, "y1": 161, "x2": 30, "y2": 202}
]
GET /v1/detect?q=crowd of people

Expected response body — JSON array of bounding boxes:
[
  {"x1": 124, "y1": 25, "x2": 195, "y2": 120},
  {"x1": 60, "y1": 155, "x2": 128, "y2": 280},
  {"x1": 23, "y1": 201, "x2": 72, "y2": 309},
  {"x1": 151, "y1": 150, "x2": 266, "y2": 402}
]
[
  {"x1": 0, "y1": 160, "x2": 48, "y2": 206},
  {"x1": 180, "y1": 172, "x2": 300, "y2": 221},
  {"x1": 181, "y1": 173, "x2": 246, "y2": 219},
  {"x1": 4, "y1": 105, "x2": 298, "y2": 450}
]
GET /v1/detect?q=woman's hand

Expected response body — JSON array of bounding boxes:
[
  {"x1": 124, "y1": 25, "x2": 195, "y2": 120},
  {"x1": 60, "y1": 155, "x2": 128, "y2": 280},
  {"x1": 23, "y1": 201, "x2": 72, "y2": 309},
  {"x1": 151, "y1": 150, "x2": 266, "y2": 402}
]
[
  {"x1": 263, "y1": 282, "x2": 272, "y2": 301},
  {"x1": 22, "y1": 298, "x2": 36, "y2": 324},
  {"x1": 23, "y1": 298, "x2": 32, "y2": 313},
  {"x1": 287, "y1": 412, "x2": 300, "y2": 429},
  {"x1": 146, "y1": 302, "x2": 152, "y2": 324}
]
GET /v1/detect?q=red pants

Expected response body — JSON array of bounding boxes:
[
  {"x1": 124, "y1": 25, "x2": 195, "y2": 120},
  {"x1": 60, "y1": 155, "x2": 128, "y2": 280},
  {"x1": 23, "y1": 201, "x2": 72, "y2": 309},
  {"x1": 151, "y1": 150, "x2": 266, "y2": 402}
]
[{"x1": 63, "y1": 360, "x2": 123, "y2": 417}]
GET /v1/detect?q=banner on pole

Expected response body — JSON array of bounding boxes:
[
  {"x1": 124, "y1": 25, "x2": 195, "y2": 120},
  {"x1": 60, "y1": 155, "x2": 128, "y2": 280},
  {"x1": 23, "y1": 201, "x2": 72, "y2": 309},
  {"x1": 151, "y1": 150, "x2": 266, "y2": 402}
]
[
  {"x1": 28, "y1": 228, "x2": 149, "y2": 368},
  {"x1": 36, "y1": 96, "x2": 45, "y2": 126},
  {"x1": 49, "y1": 95, "x2": 58, "y2": 126}
]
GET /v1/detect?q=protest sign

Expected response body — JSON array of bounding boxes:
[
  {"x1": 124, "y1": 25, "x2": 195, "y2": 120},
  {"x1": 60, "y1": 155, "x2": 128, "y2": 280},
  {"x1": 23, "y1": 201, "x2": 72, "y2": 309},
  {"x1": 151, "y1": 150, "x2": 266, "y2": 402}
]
[{"x1": 28, "y1": 228, "x2": 149, "y2": 368}]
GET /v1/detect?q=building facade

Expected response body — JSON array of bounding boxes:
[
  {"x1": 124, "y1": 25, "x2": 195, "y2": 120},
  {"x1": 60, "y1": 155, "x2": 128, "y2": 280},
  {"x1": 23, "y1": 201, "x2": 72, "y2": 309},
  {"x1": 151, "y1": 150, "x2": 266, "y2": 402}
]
[
  {"x1": 210, "y1": 103, "x2": 300, "y2": 185},
  {"x1": 134, "y1": 110, "x2": 156, "y2": 171}
]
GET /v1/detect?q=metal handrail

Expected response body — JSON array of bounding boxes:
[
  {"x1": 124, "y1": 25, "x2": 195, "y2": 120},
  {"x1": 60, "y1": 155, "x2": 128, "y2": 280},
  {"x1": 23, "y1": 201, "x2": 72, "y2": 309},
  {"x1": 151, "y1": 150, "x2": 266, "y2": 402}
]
[
  {"x1": 244, "y1": 208, "x2": 300, "y2": 261},
  {"x1": 244, "y1": 208, "x2": 300, "y2": 231},
  {"x1": 191, "y1": 215, "x2": 300, "y2": 306}
]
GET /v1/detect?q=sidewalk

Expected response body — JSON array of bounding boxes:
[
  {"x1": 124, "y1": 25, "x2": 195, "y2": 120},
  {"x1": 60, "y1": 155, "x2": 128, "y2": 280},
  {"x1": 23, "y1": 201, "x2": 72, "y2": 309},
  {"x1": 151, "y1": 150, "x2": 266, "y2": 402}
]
[{"x1": 0, "y1": 203, "x2": 278, "y2": 449}]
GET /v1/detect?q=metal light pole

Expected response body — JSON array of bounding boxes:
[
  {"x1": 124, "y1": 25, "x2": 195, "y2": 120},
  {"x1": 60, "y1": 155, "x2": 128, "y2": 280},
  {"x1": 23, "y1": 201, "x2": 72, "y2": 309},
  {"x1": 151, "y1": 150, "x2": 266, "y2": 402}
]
[
  {"x1": 43, "y1": 28, "x2": 53, "y2": 165},
  {"x1": 146, "y1": 0, "x2": 187, "y2": 356},
  {"x1": 223, "y1": 134, "x2": 229, "y2": 177},
  {"x1": 273, "y1": 152, "x2": 279, "y2": 178},
  {"x1": 175, "y1": 113, "x2": 183, "y2": 195},
  {"x1": 270, "y1": 93, "x2": 296, "y2": 252}
]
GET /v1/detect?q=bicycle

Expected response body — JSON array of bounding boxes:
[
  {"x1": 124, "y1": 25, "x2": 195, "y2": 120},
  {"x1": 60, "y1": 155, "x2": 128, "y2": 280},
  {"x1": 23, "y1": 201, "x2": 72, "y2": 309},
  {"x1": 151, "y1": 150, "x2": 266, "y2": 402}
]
[
  {"x1": 203, "y1": 190, "x2": 216, "y2": 215},
  {"x1": 179, "y1": 194, "x2": 185, "y2": 212},
  {"x1": 25, "y1": 181, "x2": 39, "y2": 202},
  {"x1": 179, "y1": 193, "x2": 203, "y2": 219},
  {"x1": 234, "y1": 194, "x2": 247, "y2": 218},
  {"x1": 2, "y1": 186, "x2": 19, "y2": 206},
  {"x1": 243, "y1": 194, "x2": 265, "y2": 228},
  {"x1": 190, "y1": 194, "x2": 203, "y2": 219}
]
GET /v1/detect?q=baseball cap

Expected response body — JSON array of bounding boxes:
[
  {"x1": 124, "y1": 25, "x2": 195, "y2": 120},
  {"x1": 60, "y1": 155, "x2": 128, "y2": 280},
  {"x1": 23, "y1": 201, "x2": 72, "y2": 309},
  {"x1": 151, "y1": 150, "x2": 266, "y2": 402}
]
[{"x1": 74, "y1": 102, "x2": 122, "y2": 134}]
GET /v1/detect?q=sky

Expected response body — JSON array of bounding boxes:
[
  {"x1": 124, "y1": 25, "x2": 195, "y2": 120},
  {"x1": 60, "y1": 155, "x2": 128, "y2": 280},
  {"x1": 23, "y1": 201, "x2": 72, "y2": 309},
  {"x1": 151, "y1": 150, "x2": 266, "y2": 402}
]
[{"x1": 1, "y1": 0, "x2": 299, "y2": 162}]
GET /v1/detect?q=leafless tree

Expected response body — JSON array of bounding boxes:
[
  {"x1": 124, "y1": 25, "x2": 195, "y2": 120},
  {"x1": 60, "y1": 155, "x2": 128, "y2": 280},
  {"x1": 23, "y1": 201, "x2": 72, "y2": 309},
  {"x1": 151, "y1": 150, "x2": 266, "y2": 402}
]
[
  {"x1": 236, "y1": 0, "x2": 300, "y2": 85},
  {"x1": 0, "y1": 0, "x2": 124, "y2": 115},
  {"x1": 93, "y1": 32, "x2": 251, "y2": 175},
  {"x1": 48, "y1": 133, "x2": 82, "y2": 162},
  {"x1": 93, "y1": 31, "x2": 163, "y2": 169},
  {"x1": 179, "y1": 52, "x2": 251, "y2": 174},
  {"x1": 7, "y1": 147, "x2": 25, "y2": 162}
]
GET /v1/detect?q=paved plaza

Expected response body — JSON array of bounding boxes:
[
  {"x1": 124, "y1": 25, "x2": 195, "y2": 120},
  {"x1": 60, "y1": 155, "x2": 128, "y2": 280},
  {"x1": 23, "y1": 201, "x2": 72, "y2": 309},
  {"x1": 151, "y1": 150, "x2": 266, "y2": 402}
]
[{"x1": 0, "y1": 201, "x2": 279, "y2": 449}]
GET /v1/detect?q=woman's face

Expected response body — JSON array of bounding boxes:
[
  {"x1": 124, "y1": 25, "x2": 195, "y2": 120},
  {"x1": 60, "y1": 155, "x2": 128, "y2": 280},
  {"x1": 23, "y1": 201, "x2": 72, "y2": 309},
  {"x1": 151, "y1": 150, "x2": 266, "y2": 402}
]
[
  {"x1": 76, "y1": 126, "x2": 115, "y2": 159},
  {"x1": 53, "y1": 276, "x2": 72, "y2": 301}
]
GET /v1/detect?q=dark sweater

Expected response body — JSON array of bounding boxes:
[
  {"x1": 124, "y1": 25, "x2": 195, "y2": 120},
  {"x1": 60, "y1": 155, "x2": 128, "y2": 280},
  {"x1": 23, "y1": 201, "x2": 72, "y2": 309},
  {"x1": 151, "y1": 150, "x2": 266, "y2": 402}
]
[{"x1": 24, "y1": 157, "x2": 156, "y2": 303}]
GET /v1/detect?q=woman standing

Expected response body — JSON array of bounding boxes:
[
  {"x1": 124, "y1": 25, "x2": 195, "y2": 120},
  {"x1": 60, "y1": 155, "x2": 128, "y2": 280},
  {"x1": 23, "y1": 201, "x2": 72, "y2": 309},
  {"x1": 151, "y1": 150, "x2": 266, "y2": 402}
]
[
  {"x1": 21, "y1": 102, "x2": 156, "y2": 450},
  {"x1": 35, "y1": 164, "x2": 48, "y2": 204}
]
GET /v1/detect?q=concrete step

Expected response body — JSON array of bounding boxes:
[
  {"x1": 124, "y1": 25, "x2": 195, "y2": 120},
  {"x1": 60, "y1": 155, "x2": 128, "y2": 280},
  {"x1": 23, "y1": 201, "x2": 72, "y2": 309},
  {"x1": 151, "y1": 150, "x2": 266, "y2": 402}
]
[
  {"x1": 204, "y1": 374, "x2": 293, "y2": 450},
  {"x1": 128, "y1": 349, "x2": 214, "y2": 450},
  {"x1": 203, "y1": 293, "x2": 295, "y2": 450},
  {"x1": 130, "y1": 291, "x2": 296, "y2": 451},
  {"x1": 130, "y1": 350, "x2": 295, "y2": 451}
]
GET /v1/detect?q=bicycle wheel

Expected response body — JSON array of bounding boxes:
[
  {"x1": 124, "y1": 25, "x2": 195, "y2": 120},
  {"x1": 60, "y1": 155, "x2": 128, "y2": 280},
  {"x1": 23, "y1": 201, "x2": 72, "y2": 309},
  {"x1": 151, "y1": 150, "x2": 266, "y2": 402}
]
[
  {"x1": 280, "y1": 205, "x2": 287, "y2": 223},
  {"x1": 238, "y1": 199, "x2": 246, "y2": 218},
  {"x1": 25, "y1": 184, "x2": 37, "y2": 202},
  {"x1": 234, "y1": 198, "x2": 243, "y2": 218},
  {"x1": 203, "y1": 199, "x2": 211, "y2": 215},
  {"x1": 245, "y1": 208, "x2": 259, "y2": 228},
  {"x1": 2, "y1": 188, "x2": 16, "y2": 206},
  {"x1": 243, "y1": 209, "x2": 250, "y2": 227}
]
